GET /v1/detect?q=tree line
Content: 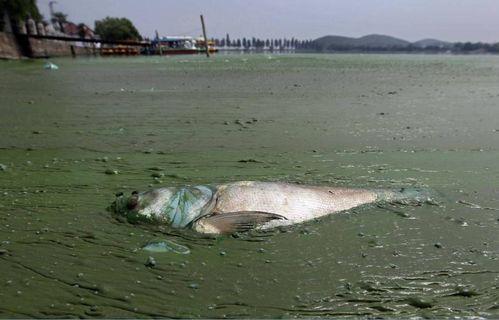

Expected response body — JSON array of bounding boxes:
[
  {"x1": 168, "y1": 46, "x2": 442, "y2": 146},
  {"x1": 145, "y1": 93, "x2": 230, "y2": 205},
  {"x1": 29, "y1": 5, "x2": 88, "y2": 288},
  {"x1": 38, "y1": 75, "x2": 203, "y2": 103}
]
[
  {"x1": 213, "y1": 34, "x2": 313, "y2": 49},
  {"x1": 210, "y1": 35, "x2": 499, "y2": 54}
]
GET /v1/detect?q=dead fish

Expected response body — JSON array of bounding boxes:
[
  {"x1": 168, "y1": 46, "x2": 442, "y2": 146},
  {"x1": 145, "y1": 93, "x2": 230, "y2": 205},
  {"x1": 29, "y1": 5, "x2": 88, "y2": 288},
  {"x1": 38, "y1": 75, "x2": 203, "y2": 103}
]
[{"x1": 109, "y1": 181, "x2": 433, "y2": 235}]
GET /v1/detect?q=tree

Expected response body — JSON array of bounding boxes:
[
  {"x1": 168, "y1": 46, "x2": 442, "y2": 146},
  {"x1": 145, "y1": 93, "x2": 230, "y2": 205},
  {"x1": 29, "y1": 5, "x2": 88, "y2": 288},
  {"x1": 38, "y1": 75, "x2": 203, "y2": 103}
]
[
  {"x1": 77, "y1": 23, "x2": 87, "y2": 38},
  {"x1": 51, "y1": 11, "x2": 66, "y2": 24},
  {"x1": 51, "y1": 11, "x2": 67, "y2": 31},
  {"x1": 94, "y1": 16, "x2": 141, "y2": 41},
  {"x1": 0, "y1": 0, "x2": 41, "y2": 20},
  {"x1": 0, "y1": 0, "x2": 41, "y2": 31}
]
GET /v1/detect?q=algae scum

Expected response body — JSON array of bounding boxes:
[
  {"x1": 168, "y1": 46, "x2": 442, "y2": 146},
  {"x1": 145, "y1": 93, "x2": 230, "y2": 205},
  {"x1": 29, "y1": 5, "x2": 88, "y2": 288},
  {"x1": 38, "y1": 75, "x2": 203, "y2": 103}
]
[{"x1": 0, "y1": 54, "x2": 498, "y2": 318}]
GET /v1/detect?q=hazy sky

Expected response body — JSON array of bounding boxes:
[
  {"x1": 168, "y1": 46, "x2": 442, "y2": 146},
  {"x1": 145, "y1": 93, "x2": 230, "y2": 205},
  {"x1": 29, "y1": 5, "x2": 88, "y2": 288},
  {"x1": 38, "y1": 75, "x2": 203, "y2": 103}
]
[{"x1": 37, "y1": 0, "x2": 499, "y2": 42}]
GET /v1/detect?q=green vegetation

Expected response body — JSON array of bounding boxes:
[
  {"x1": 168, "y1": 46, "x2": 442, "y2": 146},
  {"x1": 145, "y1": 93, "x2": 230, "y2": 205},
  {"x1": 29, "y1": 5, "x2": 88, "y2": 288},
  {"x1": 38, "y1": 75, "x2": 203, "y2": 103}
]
[
  {"x1": 0, "y1": 0, "x2": 41, "y2": 31},
  {"x1": 51, "y1": 11, "x2": 67, "y2": 23},
  {"x1": 50, "y1": 11, "x2": 67, "y2": 32},
  {"x1": 94, "y1": 16, "x2": 141, "y2": 41}
]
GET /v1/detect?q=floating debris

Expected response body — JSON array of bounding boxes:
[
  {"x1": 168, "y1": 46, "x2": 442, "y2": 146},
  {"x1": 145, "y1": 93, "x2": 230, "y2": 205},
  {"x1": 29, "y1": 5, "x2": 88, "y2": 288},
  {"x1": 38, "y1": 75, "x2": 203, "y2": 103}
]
[
  {"x1": 105, "y1": 169, "x2": 119, "y2": 175},
  {"x1": 148, "y1": 167, "x2": 163, "y2": 171},
  {"x1": 457, "y1": 200, "x2": 498, "y2": 211},
  {"x1": 145, "y1": 256, "x2": 157, "y2": 268},
  {"x1": 165, "y1": 173, "x2": 184, "y2": 179},
  {"x1": 457, "y1": 200, "x2": 481, "y2": 209},
  {"x1": 151, "y1": 172, "x2": 165, "y2": 178},
  {"x1": 43, "y1": 62, "x2": 59, "y2": 70},
  {"x1": 142, "y1": 240, "x2": 190, "y2": 255},
  {"x1": 452, "y1": 286, "x2": 480, "y2": 297},
  {"x1": 370, "y1": 305, "x2": 395, "y2": 312},
  {"x1": 0, "y1": 164, "x2": 6, "y2": 171},
  {"x1": 238, "y1": 159, "x2": 263, "y2": 163},
  {"x1": 406, "y1": 297, "x2": 434, "y2": 309}
]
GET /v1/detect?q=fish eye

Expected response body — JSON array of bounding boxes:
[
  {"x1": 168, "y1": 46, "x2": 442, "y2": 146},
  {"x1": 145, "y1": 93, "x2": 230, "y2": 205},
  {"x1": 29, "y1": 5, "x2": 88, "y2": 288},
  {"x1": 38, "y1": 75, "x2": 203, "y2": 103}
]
[{"x1": 127, "y1": 196, "x2": 139, "y2": 210}]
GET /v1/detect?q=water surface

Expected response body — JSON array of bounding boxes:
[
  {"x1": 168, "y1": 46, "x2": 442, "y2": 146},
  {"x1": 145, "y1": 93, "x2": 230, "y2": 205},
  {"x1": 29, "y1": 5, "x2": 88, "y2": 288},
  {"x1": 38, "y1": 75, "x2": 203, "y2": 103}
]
[{"x1": 0, "y1": 54, "x2": 498, "y2": 318}]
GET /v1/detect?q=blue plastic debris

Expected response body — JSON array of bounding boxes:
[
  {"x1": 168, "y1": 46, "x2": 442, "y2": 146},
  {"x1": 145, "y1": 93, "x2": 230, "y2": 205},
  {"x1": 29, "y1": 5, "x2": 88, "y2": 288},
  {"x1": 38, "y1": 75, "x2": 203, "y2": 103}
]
[
  {"x1": 44, "y1": 62, "x2": 59, "y2": 70},
  {"x1": 142, "y1": 239, "x2": 190, "y2": 254}
]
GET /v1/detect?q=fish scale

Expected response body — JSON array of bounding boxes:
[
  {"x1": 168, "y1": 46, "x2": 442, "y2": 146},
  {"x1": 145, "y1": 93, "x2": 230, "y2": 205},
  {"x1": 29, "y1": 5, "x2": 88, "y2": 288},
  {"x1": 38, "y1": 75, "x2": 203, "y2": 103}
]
[{"x1": 213, "y1": 181, "x2": 377, "y2": 224}]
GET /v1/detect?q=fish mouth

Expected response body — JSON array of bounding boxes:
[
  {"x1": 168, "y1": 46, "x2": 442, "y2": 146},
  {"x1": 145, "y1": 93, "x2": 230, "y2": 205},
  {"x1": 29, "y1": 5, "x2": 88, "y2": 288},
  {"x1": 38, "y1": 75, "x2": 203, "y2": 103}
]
[
  {"x1": 108, "y1": 188, "x2": 177, "y2": 224},
  {"x1": 108, "y1": 191, "x2": 145, "y2": 223}
]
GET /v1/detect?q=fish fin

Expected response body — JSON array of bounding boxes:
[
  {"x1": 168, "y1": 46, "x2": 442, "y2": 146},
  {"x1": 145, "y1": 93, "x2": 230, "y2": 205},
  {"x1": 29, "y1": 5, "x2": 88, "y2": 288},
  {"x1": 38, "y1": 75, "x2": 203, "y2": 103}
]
[{"x1": 193, "y1": 211, "x2": 287, "y2": 234}]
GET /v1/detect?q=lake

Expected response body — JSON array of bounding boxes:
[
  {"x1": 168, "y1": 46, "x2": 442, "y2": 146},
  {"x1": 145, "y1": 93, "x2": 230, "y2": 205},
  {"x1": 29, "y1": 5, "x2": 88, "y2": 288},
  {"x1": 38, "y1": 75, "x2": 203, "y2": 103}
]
[{"x1": 0, "y1": 54, "x2": 498, "y2": 317}]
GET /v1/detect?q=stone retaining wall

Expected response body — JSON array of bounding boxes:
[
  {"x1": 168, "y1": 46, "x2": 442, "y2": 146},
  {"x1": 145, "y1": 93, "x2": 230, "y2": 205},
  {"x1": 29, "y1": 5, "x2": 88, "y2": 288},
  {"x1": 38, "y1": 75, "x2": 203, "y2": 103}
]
[
  {"x1": 0, "y1": 32, "x2": 21, "y2": 59},
  {"x1": 29, "y1": 38, "x2": 96, "y2": 58},
  {"x1": 0, "y1": 31, "x2": 96, "y2": 59}
]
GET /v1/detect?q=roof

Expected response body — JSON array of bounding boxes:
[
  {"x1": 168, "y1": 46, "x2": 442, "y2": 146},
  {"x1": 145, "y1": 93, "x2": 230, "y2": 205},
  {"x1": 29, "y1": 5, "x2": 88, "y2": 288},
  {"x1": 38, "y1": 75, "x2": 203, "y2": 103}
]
[{"x1": 155, "y1": 36, "x2": 194, "y2": 42}]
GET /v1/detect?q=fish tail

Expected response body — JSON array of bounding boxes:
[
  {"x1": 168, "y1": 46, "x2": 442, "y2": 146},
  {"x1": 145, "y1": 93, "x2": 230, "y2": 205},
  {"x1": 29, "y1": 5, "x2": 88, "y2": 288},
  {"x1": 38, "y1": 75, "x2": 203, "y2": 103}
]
[{"x1": 374, "y1": 187, "x2": 437, "y2": 205}]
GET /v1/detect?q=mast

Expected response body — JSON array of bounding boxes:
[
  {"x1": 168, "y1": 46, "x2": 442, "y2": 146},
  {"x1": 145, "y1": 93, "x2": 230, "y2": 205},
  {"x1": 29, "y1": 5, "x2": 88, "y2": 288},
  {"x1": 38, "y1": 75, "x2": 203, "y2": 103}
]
[
  {"x1": 200, "y1": 15, "x2": 210, "y2": 57},
  {"x1": 49, "y1": 1, "x2": 57, "y2": 19}
]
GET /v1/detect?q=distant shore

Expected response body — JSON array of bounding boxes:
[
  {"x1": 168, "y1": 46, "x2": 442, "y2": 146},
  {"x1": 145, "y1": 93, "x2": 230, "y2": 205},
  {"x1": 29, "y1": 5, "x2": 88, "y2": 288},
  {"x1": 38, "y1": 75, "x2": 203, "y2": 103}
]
[{"x1": 2, "y1": 31, "x2": 499, "y2": 60}]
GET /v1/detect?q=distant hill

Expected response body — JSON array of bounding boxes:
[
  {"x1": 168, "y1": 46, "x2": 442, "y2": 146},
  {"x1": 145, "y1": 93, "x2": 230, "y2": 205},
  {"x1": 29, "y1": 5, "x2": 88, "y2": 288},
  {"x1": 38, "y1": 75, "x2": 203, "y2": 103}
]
[
  {"x1": 412, "y1": 38, "x2": 452, "y2": 48},
  {"x1": 314, "y1": 35, "x2": 356, "y2": 49},
  {"x1": 311, "y1": 34, "x2": 455, "y2": 51},
  {"x1": 355, "y1": 34, "x2": 411, "y2": 48},
  {"x1": 313, "y1": 34, "x2": 411, "y2": 50}
]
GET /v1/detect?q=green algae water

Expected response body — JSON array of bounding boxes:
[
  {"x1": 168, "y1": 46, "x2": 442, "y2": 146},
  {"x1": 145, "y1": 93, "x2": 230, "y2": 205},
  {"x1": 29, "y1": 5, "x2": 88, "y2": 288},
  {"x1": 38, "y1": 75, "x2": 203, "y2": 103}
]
[{"x1": 0, "y1": 54, "x2": 498, "y2": 318}]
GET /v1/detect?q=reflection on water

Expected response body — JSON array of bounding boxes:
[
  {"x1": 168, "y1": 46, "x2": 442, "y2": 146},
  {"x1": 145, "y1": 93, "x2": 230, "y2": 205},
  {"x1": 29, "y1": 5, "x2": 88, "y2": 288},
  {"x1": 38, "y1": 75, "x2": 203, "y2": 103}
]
[{"x1": 0, "y1": 54, "x2": 498, "y2": 318}]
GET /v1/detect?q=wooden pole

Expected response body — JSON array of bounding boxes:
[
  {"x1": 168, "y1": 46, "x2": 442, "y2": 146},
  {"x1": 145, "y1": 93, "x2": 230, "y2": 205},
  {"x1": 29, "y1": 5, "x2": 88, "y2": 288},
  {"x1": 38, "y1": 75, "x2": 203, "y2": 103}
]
[{"x1": 200, "y1": 15, "x2": 210, "y2": 57}]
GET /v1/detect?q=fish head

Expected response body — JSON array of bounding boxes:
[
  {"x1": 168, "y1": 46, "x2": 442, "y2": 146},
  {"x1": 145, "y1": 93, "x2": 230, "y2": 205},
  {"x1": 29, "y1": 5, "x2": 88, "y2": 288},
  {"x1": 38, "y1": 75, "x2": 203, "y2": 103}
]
[{"x1": 109, "y1": 188, "x2": 176, "y2": 224}]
